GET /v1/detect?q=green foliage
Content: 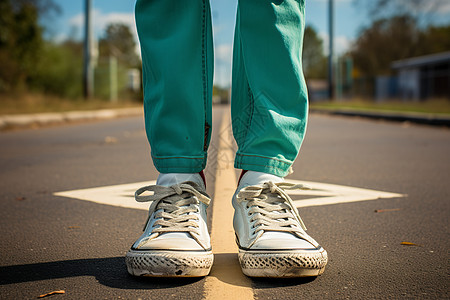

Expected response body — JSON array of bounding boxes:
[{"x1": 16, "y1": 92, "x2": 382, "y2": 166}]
[
  {"x1": 419, "y1": 25, "x2": 450, "y2": 54},
  {"x1": 0, "y1": 0, "x2": 141, "y2": 101},
  {"x1": 94, "y1": 22, "x2": 142, "y2": 101},
  {"x1": 352, "y1": 15, "x2": 419, "y2": 77},
  {"x1": 351, "y1": 15, "x2": 450, "y2": 78},
  {"x1": 32, "y1": 40, "x2": 83, "y2": 98},
  {"x1": 0, "y1": 0, "x2": 43, "y2": 91},
  {"x1": 213, "y1": 85, "x2": 228, "y2": 97},
  {"x1": 99, "y1": 23, "x2": 140, "y2": 68},
  {"x1": 93, "y1": 59, "x2": 130, "y2": 100},
  {"x1": 302, "y1": 25, "x2": 327, "y2": 79}
]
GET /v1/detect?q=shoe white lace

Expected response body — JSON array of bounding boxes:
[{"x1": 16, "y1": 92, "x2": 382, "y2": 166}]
[
  {"x1": 233, "y1": 173, "x2": 328, "y2": 277},
  {"x1": 126, "y1": 175, "x2": 213, "y2": 277}
]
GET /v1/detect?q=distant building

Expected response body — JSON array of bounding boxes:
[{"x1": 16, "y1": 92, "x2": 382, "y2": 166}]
[
  {"x1": 391, "y1": 52, "x2": 450, "y2": 101},
  {"x1": 306, "y1": 79, "x2": 328, "y2": 102},
  {"x1": 375, "y1": 76, "x2": 398, "y2": 101}
]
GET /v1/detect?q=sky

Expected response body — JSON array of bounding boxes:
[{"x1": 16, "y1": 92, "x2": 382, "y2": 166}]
[{"x1": 45, "y1": 0, "x2": 450, "y2": 87}]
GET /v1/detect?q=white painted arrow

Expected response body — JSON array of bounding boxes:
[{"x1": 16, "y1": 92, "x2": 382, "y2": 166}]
[{"x1": 54, "y1": 180, "x2": 404, "y2": 210}]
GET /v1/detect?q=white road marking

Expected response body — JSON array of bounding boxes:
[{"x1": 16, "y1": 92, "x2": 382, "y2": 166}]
[
  {"x1": 288, "y1": 180, "x2": 405, "y2": 208},
  {"x1": 54, "y1": 181, "x2": 156, "y2": 211},
  {"x1": 54, "y1": 180, "x2": 404, "y2": 210}
]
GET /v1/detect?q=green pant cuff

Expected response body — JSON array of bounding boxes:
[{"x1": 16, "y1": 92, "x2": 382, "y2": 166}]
[
  {"x1": 152, "y1": 154, "x2": 206, "y2": 173},
  {"x1": 234, "y1": 153, "x2": 293, "y2": 177}
]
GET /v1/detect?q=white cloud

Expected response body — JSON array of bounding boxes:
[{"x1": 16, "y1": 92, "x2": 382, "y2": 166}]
[
  {"x1": 429, "y1": 0, "x2": 450, "y2": 14},
  {"x1": 214, "y1": 43, "x2": 233, "y2": 87},
  {"x1": 319, "y1": 32, "x2": 352, "y2": 56},
  {"x1": 52, "y1": 32, "x2": 69, "y2": 43},
  {"x1": 69, "y1": 9, "x2": 136, "y2": 35},
  {"x1": 213, "y1": 24, "x2": 225, "y2": 37},
  {"x1": 215, "y1": 44, "x2": 232, "y2": 63},
  {"x1": 68, "y1": 13, "x2": 84, "y2": 29},
  {"x1": 402, "y1": 0, "x2": 450, "y2": 14},
  {"x1": 440, "y1": 2, "x2": 450, "y2": 13},
  {"x1": 68, "y1": 9, "x2": 140, "y2": 56}
]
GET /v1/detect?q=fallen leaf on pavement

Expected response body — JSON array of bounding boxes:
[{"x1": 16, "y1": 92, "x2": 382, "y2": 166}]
[
  {"x1": 67, "y1": 226, "x2": 80, "y2": 229},
  {"x1": 401, "y1": 242, "x2": 421, "y2": 247},
  {"x1": 374, "y1": 208, "x2": 401, "y2": 213},
  {"x1": 104, "y1": 136, "x2": 118, "y2": 144},
  {"x1": 38, "y1": 290, "x2": 65, "y2": 298},
  {"x1": 15, "y1": 197, "x2": 26, "y2": 201}
]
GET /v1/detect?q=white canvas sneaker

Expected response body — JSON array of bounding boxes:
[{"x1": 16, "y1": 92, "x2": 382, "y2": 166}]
[
  {"x1": 232, "y1": 171, "x2": 328, "y2": 277},
  {"x1": 126, "y1": 173, "x2": 213, "y2": 277}
]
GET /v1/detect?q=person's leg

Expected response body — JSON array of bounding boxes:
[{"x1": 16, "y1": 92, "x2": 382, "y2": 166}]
[
  {"x1": 232, "y1": 0, "x2": 308, "y2": 177},
  {"x1": 126, "y1": 0, "x2": 214, "y2": 278},
  {"x1": 135, "y1": 0, "x2": 213, "y2": 173},
  {"x1": 231, "y1": 0, "x2": 328, "y2": 278}
]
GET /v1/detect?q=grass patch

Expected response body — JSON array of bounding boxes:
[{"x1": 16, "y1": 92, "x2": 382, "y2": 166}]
[
  {"x1": 311, "y1": 98, "x2": 450, "y2": 115},
  {"x1": 0, "y1": 93, "x2": 141, "y2": 115},
  {"x1": 2, "y1": 94, "x2": 449, "y2": 116}
]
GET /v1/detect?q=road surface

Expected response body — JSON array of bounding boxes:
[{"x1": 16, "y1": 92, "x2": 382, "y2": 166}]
[{"x1": 0, "y1": 105, "x2": 448, "y2": 299}]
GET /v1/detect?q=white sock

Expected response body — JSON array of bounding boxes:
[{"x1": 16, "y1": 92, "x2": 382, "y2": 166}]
[
  {"x1": 157, "y1": 173, "x2": 205, "y2": 189},
  {"x1": 237, "y1": 171, "x2": 283, "y2": 192}
]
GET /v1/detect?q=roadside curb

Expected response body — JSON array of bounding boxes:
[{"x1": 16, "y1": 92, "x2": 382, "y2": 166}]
[
  {"x1": 2, "y1": 106, "x2": 449, "y2": 131},
  {"x1": 0, "y1": 107, "x2": 143, "y2": 131},
  {"x1": 310, "y1": 108, "x2": 450, "y2": 127}
]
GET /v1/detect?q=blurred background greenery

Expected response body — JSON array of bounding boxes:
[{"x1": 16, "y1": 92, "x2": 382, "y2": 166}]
[
  {"x1": 0, "y1": 0, "x2": 141, "y2": 113},
  {"x1": 0, "y1": 0, "x2": 449, "y2": 114}
]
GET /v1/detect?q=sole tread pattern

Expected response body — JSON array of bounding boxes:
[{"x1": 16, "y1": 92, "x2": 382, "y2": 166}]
[
  {"x1": 238, "y1": 249, "x2": 328, "y2": 277},
  {"x1": 126, "y1": 250, "x2": 213, "y2": 277}
]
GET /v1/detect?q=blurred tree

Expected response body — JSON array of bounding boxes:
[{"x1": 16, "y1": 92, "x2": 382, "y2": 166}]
[
  {"x1": 418, "y1": 25, "x2": 450, "y2": 54},
  {"x1": 96, "y1": 23, "x2": 142, "y2": 100},
  {"x1": 351, "y1": 15, "x2": 421, "y2": 77},
  {"x1": 99, "y1": 23, "x2": 140, "y2": 67},
  {"x1": 0, "y1": 0, "x2": 59, "y2": 92},
  {"x1": 356, "y1": 0, "x2": 449, "y2": 26},
  {"x1": 302, "y1": 25, "x2": 327, "y2": 79},
  {"x1": 213, "y1": 85, "x2": 228, "y2": 99},
  {"x1": 33, "y1": 40, "x2": 83, "y2": 98},
  {"x1": 351, "y1": 14, "x2": 450, "y2": 78}
]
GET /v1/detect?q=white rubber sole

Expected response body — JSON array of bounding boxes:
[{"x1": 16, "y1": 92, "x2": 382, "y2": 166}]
[
  {"x1": 238, "y1": 248, "x2": 328, "y2": 278},
  {"x1": 126, "y1": 249, "x2": 214, "y2": 277}
]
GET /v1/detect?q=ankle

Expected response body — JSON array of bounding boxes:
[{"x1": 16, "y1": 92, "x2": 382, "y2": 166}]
[
  {"x1": 199, "y1": 170, "x2": 206, "y2": 187},
  {"x1": 238, "y1": 170, "x2": 248, "y2": 184}
]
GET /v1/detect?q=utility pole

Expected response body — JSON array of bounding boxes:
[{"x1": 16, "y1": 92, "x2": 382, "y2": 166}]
[
  {"x1": 83, "y1": 0, "x2": 93, "y2": 99},
  {"x1": 328, "y1": 0, "x2": 334, "y2": 100}
]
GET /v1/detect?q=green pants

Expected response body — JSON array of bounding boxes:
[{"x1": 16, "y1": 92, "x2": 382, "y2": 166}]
[{"x1": 135, "y1": 0, "x2": 308, "y2": 177}]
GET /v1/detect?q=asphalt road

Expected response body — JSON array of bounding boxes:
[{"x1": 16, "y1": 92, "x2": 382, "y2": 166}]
[{"x1": 0, "y1": 105, "x2": 449, "y2": 299}]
